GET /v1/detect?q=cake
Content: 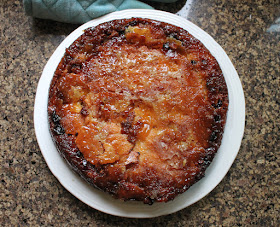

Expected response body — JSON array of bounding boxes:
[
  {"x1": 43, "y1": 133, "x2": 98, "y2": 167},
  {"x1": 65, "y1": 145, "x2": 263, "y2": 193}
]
[{"x1": 48, "y1": 18, "x2": 228, "y2": 204}]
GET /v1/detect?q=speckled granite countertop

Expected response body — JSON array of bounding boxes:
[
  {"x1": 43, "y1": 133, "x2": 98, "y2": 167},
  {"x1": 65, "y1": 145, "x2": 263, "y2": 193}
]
[{"x1": 1, "y1": 0, "x2": 279, "y2": 225}]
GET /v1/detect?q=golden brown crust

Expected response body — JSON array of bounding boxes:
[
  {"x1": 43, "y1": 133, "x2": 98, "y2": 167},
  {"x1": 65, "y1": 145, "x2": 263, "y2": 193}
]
[{"x1": 48, "y1": 18, "x2": 228, "y2": 204}]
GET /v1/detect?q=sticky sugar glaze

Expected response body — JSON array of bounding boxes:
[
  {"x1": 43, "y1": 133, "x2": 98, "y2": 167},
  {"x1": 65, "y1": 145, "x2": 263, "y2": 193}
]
[{"x1": 48, "y1": 18, "x2": 228, "y2": 204}]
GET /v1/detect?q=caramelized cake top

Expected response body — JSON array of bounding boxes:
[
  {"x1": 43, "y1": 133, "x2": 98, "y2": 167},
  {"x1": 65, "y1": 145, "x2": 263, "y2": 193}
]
[{"x1": 48, "y1": 18, "x2": 228, "y2": 204}]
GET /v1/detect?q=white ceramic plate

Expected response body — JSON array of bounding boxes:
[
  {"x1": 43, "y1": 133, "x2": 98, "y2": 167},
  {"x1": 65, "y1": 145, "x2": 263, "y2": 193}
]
[{"x1": 34, "y1": 9, "x2": 245, "y2": 218}]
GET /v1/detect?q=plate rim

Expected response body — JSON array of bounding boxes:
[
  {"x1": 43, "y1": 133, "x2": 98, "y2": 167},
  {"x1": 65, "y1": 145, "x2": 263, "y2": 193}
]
[{"x1": 34, "y1": 9, "x2": 245, "y2": 218}]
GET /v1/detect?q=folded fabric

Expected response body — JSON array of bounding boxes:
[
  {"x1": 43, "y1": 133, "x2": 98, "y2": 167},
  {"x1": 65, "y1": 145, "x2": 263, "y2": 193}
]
[{"x1": 23, "y1": 0, "x2": 178, "y2": 24}]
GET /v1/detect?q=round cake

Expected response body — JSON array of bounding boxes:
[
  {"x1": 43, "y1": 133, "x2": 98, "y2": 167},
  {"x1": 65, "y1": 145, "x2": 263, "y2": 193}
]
[{"x1": 48, "y1": 18, "x2": 228, "y2": 204}]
